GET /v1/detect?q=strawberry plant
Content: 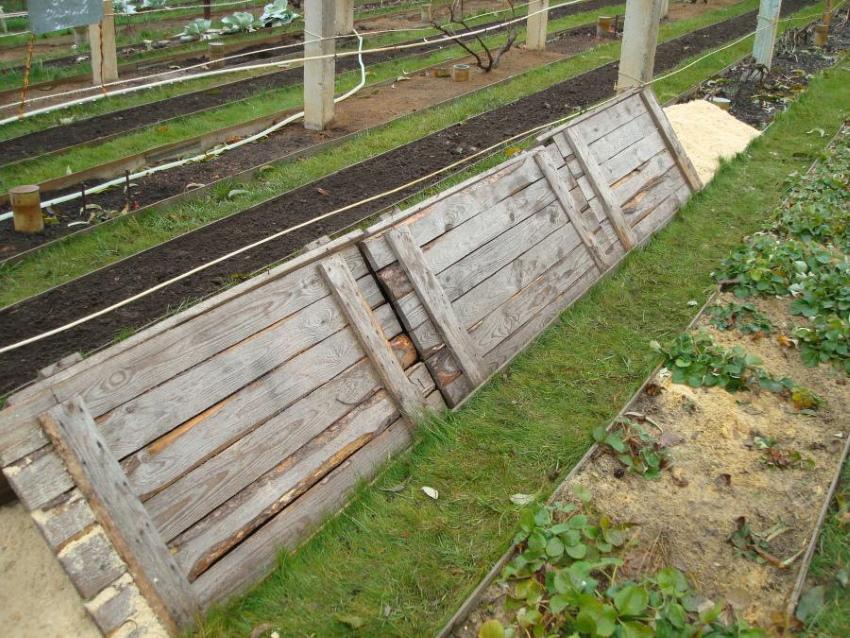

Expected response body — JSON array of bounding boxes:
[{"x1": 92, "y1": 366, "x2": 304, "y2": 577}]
[
  {"x1": 793, "y1": 315, "x2": 850, "y2": 373},
  {"x1": 592, "y1": 419, "x2": 670, "y2": 479},
  {"x1": 708, "y1": 302, "x2": 773, "y2": 335},
  {"x1": 650, "y1": 332, "x2": 794, "y2": 393}
]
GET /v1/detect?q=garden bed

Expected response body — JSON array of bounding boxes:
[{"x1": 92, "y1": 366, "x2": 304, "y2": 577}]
[{"x1": 0, "y1": 2, "x2": 816, "y2": 397}]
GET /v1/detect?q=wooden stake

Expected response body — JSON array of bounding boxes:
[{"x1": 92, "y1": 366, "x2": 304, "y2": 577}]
[
  {"x1": 753, "y1": 0, "x2": 782, "y2": 69},
  {"x1": 304, "y1": 0, "x2": 336, "y2": 131},
  {"x1": 0, "y1": 6, "x2": 7, "y2": 34},
  {"x1": 10, "y1": 185, "x2": 43, "y2": 234},
  {"x1": 526, "y1": 0, "x2": 549, "y2": 51},
  {"x1": 89, "y1": 0, "x2": 119, "y2": 85},
  {"x1": 616, "y1": 0, "x2": 664, "y2": 91}
]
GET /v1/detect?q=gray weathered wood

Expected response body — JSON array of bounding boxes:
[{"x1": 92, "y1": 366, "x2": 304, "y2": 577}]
[
  {"x1": 40, "y1": 398, "x2": 199, "y2": 632},
  {"x1": 602, "y1": 129, "x2": 667, "y2": 185},
  {"x1": 639, "y1": 88, "x2": 703, "y2": 192},
  {"x1": 83, "y1": 573, "x2": 140, "y2": 635},
  {"x1": 612, "y1": 150, "x2": 674, "y2": 204},
  {"x1": 320, "y1": 254, "x2": 425, "y2": 420},
  {"x1": 191, "y1": 390, "x2": 445, "y2": 607},
  {"x1": 172, "y1": 364, "x2": 434, "y2": 581},
  {"x1": 29, "y1": 488, "x2": 96, "y2": 551},
  {"x1": 536, "y1": 90, "x2": 641, "y2": 143},
  {"x1": 589, "y1": 111, "x2": 655, "y2": 165},
  {"x1": 57, "y1": 526, "x2": 128, "y2": 600},
  {"x1": 386, "y1": 226, "x2": 488, "y2": 386},
  {"x1": 2, "y1": 447, "x2": 73, "y2": 511},
  {"x1": 564, "y1": 129, "x2": 637, "y2": 250},
  {"x1": 534, "y1": 150, "x2": 609, "y2": 270},
  {"x1": 122, "y1": 303, "x2": 402, "y2": 500}
]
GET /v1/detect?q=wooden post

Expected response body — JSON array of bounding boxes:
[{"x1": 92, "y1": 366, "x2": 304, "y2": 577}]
[
  {"x1": 10, "y1": 185, "x2": 43, "y2": 234},
  {"x1": 89, "y1": 0, "x2": 119, "y2": 85},
  {"x1": 526, "y1": 0, "x2": 549, "y2": 51},
  {"x1": 616, "y1": 0, "x2": 664, "y2": 91},
  {"x1": 203, "y1": 0, "x2": 212, "y2": 20},
  {"x1": 660, "y1": 0, "x2": 670, "y2": 19},
  {"x1": 753, "y1": 0, "x2": 782, "y2": 69},
  {"x1": 336, "y1": 0, "x2": 354, "y2": 35},
  {"x1": 0, "y1": 7, "x2": 7, "y2": 34},
  {"x1": 304, "y1": 0, "x2": 336, "y2": 131}
]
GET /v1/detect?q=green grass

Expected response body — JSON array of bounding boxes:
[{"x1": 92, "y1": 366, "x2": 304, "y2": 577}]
[
  {"x1": 0, "y1": 0, "x2": 795, "y2": 308},
  {"x1": 192, "y1": 59, "x2": 850, "y2": 638}
]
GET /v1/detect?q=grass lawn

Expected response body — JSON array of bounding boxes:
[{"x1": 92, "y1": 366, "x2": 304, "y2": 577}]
[
  {"x1": 194, "y1": 44, "x2": 850, "y2": 638},
  {"x1": 1, "y1": 0, "x2": 823, "y2": 309}
]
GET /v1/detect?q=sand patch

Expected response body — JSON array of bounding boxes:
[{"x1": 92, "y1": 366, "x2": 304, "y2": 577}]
[
  {"x1": 665, "y1": 100, "x2": 761, "y2": 184},
  {"x1": 0, "y1": 502, "x2": 100, "y2": 638}
]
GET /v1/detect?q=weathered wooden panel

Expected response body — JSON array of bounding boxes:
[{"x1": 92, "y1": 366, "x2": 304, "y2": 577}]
[
  {"x1": 30, "y1": 488, "x2": 96, "y2": 550},
  {"x1": 56, "y1": 526, "x2": 128, "y2": 600},
  {"x1": 2, "y1": 447, "x2": 74, "y2": 511}
]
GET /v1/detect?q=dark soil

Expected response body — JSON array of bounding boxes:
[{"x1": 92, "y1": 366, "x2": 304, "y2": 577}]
[
  {"x1": 0, "y1": 0, "x2": 816, "y2": 395},
  {"x1": 683, "y1": 12, "x2": 850, "y2": 128},
  {"x1": 0, "y1": 24, "x2": 598, "y2": 258},
  {"x1": 0, "y1": 0, "x2": 622, "y2": 162}
]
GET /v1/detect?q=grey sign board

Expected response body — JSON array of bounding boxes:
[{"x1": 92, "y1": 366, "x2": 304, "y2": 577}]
[{"x1": 28, "y1": 0, "x2": 104, "y2": 35}]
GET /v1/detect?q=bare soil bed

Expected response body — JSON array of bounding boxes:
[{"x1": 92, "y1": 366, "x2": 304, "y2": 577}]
[
  {"x1": 454, "y1": 294, "x2": 850, "y2": 636},
  {"x1": 0, "y1": 0, "x2": 815, "y2": 397}
]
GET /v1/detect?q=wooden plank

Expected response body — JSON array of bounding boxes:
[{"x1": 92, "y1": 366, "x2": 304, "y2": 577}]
[
  {"x1": 534, "y1": 150, "x2": 609, "y2": 270},
  {"x1": 57, "y1": 527, "x2": 128, "y2": 600},
  {"x1": 99, "y1": 273, "x2": 385, "y2": 460},
  {"x1": 622, "y1": 168, "x2": 685, "y2": 222},
  {"x1": 0, "y1": 243, "x2": 368, "y2": 467},
  {"x1": 536, "y1": 89, "x2": 642, "y2": 143},
  {"x1": 589, "y1": 111, "x2": 655, "y2": 165},
  {"x1": 146, "y1": 336, "x2": 417, "y2": 542},
  {"x1": 362, "y1": 154, "x2": 537, "y2": 271},
  {"x1": 611, "y1": 150, "x2": 675, "y2": 204},
  {"x1": 377, "y1": 175, "x2": 557, "y2": 300},
  {"x1": 172, "y1": 364, "x2": 435, "y2": 580},
  {"x1": 320, "y1": 255, "x2": 425, "y2": 420},
  {"x1": 2, "y1": 447, "x2": 73, "y2": 511},
  {"x1": 30, "y1": 488, "x2": 96, "y2": 551},
  {"x1": 191, "y1": 390, "x2": 446, "y2": 607},
  {"x1": 83, "y1": 573, "x2": 140, "y2": 635},
  {"x1": 386, "y1": 226, "x2": 488, "y2": 387},
  {"x1": 123, "y1": 303, "x2": 402, "y2": 500},
  {"x1": 403, "y1": 222, "x2": 583, "y2": 356},
  {"x1": 572, "y1": 93, "x2": 647, "y2": 145},
  {"x1": 602, "y1": 130, "x2": 667, "y2": 185},
  {"x1": 640, "y1": 88, "x2": 703, "y2": 192},
  {"x1": 40, "y1": 398, "x2": 199, "y2": 632}
]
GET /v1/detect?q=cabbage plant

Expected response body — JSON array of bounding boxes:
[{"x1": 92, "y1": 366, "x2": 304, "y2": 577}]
[
  {"x1": 260, "y1": 0, "x2": 299, "y2": 28},
  {"x1": 141, "y1": 0, "x2": 169, "y2": 9},
  {"x1": 113, "y1": 0, "x2": 137, "y2": 14},
  {"x1": 180, "y1": 18, "x2": 212, "y2": 41},
  {"x1": 222, "y1": 12, "x2": 256, "y2": 33}
]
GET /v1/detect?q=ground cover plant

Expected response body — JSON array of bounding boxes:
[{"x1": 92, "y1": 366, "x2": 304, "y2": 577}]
[
  {"x1": 0, "y1": 0, "x2": 825, "y2": 310},
  {"x1": 190, "y1": 47, "x2": 850, "y2": 638}
]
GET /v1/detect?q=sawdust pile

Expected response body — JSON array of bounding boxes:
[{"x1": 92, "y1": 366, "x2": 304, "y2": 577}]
[
  {"x1": 0, "y1": 502, "x2": 100, "y2": 638},
  {"x1": 664, "y1": 100, "x2": 761, "y2": 184}
]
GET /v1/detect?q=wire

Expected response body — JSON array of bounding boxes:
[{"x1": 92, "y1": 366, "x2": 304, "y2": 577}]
[{"x1": 0, "y1": 0, "x2": 583, "y2": 122}]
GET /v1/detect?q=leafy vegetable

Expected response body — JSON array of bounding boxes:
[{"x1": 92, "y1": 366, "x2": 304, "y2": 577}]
[
  {"x1": 261, "y1": 0, "x2": 299, "y2": 27},
  {"x1": 222, "y1": 11, "x2": 257, "y2": 33}
]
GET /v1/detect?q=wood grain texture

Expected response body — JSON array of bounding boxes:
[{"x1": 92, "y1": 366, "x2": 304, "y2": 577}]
[
  {"x1": 40, "y1": 398, "x2": 199, "y2": 632},
  {"x1": 534, "y1": 150, "x2": 608, "y2": 270},
  {"x1": 640, "y1": 88, "x2": 703, "y2": 192},
  {"x1": 2, "y1": 446, "x2": 73, "y2": 511},
  {"x1": 563, "y1": 128, "x2": 637, "y2": 250},
  {"x1": 386, "y1": 226, "x2": 488, "y2": 386},
  {"x1": 56, "y1": 526, "x2": 128, "y2": 600},
  {"x1": 29, "y1": 488, "x2": 96, "y2": 551},
  {"x1": 191, "y1": 390, "x2": 446, "y2": 607},
  {"x1": 320, "y1": 254, "x2": 425, "y2": 420}
]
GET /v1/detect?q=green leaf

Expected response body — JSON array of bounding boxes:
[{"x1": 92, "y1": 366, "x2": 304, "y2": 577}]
[
  {"x1": 795, "y1": 585, "x2": 825, "y2": 623},
  {"x1": 620, "y1": 621, "x2": 653, "y2": 638},
  {"x1": 549, "y1": 593, "x2": 571, "y2": 614},
  {"x1": 573, "y1": 484, "x2": 592, "y2": 504},
  {"x1": 546, "y1": 537, "x2": 565, "y2": 558},
  {"x1": 477, "y1": 619, "x2": 505, "y2": 638},
  {"x1": 614, "y1": 584, "x2": 649, "y2": 617},
  {"x1": 566, "y1": 543, "x2": 587, "y2": 559},
  {"x1": 603, "y1": 528, "x2": 625, "y2": 547},
  {"x1": 656, "y1": 567, "x2": 688, "y2": 596}
]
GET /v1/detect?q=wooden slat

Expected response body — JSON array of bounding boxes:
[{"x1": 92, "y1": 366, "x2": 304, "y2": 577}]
[
  {"x1": 386, "y1": 226, "x2": 488, "y2": 387},
  {"x1": 602, "y1": 130, "x2": 667, "y2": 185},
  {"x1": 534, "y1": 150, "x2": 608, "y2": 270},
  {"x1": 146, "y1": 336, "x2": 416, "y2": 542},
  {"x1": 611, "y1": 150, "x2": 675, "y2": 205},
  {"x1": 2, "y1": 447, "x2": 73, "y2": 511},
  {"x1": 122, "y1": 303, "x2": 402, "y2": 500},
  {"x1": 573, "y1": 92, "x2": 647, "y2": 145},
  {"x1": 40, "y1": 398, "x2": 199, "y2": 632},
  {"x1": 83, "y1": 573, "x2": 140, "y2": 635},
  {"x1": 172, "y1": 363, "x2": 434, "y2": 580},
  {"x1": 56, "y1": 526, "x2": 128, "y2": 600},
  {"x1": 30, "y1": 489, "x2": 96, "y2": 550},
  {"x1": 640, "y1": 88, "x2": 703, "y2": 192},
  {"x1": 320, "y1": 254, "x2": 425, "y2": 420},
  {"x1": 563, "y1": 128, "x2": 637, "y2": 250},
  {"x1": 191, "y1": 390, "x2": 446, "y2": 607},
  {"x1": 536, "y1": 89, "x2": 642, "y2": 143},
  {"x1": 589, "y1": 111, "x2": 654, "y2": 165}
]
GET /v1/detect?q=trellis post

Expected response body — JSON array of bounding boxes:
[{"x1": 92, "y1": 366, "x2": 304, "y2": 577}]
[
  {"x1": 753, "y1": 0, "x2": 782, "y2": 68},
  {"x1": 526, "y1": 0, "x2": 549, "y2": 50},
  {"x1": 304, "y1": 0, "x2": 336, "y2": 131},
  {"x1": 89, "y1": 0, "x2": 119, "y2": 85},
  {"x1": 336, "y1": 0, "x2": 354, "y2": 35},
  {"x1": 616, "y1": 0, "x2": 664, "y2": 91}
]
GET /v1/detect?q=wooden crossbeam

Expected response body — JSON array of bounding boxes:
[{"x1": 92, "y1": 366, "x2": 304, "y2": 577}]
[
  {"x1": 386, "y1": 225, "x2": 488, "y2": 387},
  {"x1": 319, "y1": 254, "x2": 426, "y2": 420},
  {"x1": 639, "y1": 88, "x2": 703, "y2": 192},
  {"x1": 562, "y1": 129, "x2": 638, "y2": 250},
  {"x1": 39, "y1": 397, "x2": 199, "y2": 635},
  {"x1": 533, "y1": 150, "x2": 610, "y2": 271}
]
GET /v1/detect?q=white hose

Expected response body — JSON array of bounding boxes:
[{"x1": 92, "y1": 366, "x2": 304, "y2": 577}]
[
  {"x1": 34, "y1": 28, "x2": 366, "y2": 211},
  {"x1": 0, "y1": 0, "x2": 582, "y2": 124}
]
